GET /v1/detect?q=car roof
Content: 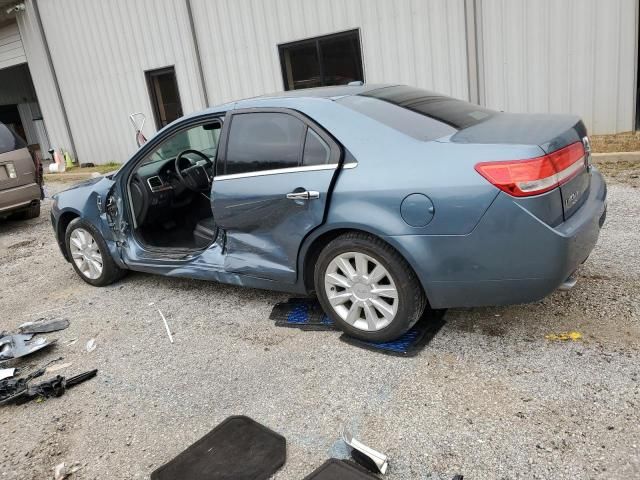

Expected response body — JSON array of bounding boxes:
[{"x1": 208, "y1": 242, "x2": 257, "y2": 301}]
[{"x1": 252, "y1": 83, "x2": 397, "y2": 100}]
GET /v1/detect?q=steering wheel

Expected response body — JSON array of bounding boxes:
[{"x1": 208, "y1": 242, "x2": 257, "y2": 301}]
[{"x1": 174, "y1": 149, "x2": 213, "y2": 192}]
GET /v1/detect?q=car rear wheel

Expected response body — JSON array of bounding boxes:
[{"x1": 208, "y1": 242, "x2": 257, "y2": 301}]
[
  {"x1": 65, "y1": 218, "x2": 125, "y2": 286},
  {"x1": 314, "y1": 232, "x2": 426, "y2": 342}
]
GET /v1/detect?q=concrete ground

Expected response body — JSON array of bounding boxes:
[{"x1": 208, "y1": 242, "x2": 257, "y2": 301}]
[{"x1": 0, "y1": 169, "x2": 638, "y2": 480}]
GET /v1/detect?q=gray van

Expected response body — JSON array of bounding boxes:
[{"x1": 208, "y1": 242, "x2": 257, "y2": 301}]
[{"x1": 0, "y1": 122, "x2": 43, "y2": 220}]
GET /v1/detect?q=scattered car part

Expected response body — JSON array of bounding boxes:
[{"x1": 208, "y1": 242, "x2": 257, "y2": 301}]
[
  {"x1": 54, "y1": 461, "x2": 82, "y2": 480},
  {"x1": 0, "y1": 368, "x2": 15, "y2": 381},
  {"x1": 18, "y1": 317, "x2": 70, "y2": 334},
  {"x1": 157, "y1": 308, "x2": 174, "y2": 343},
  {"x1": 0, "y1": 334, "x2": 57, "y2": 363},
  {"x1": 85, "y1": 338, "x2": 96, "y2": 352},
  {"x1": 303, "y1": 459, "x2": 378, "y2": 479},
  {"x1": 151, "y1": 415, "x2": 286, "y2": 480},
  {"x1": 1, "y1": 369, "x2": 97, "y2": 405},
  {"x1": 28, "y1": 369, "x2": 98, "y2": 399},
  {"x1": 0, "y1": 358, "x2": 60, "y2": 404},
  {"x1": 342, "y1": 428, "x2": 388, "y2": 475}
]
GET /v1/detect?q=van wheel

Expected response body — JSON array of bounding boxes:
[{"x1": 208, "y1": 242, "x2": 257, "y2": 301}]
[
  {"x1": 314, "y1": 232, "x2": 426, "y2": 342},
  {"x1": 16, "y1": 201, "x2": 40, "y2": 220},
  {"x1": 65, "y1": 218, "x2": 125, "y2": 286}
]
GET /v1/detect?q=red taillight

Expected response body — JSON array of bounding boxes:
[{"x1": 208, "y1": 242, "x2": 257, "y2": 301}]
[{"x1": 475, "y1": 142, "x2": 586, "y2": 197}]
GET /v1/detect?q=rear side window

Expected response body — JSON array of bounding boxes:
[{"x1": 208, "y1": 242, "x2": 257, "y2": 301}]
[
  {"x1": 302, "y1": 128, "x2": 330, "y2": 166},
  {"x1": 0, "y1": 123, "x2": 27, "y2": 154},
  {"x1": 337, "y1": 85, "x2": 496, "y2": 141},
  {"x1": 224, "y1": 113, "x2": 305, "y2": 175}
]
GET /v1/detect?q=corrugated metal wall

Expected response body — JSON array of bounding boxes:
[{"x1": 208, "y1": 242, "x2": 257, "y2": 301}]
[
  {"x1": 191, "y1": 0, "x2": 470, "y2": 105},
  {"x1": 479, "y1": 0, "x2": 638, "y2": 134},
  {"x1": 16, "y1": 0, "x2": 73, "y2": 157},
  {"x1": 36, "y1": 0, "x2": 206, "y2": 164},
  {"x1": 0, "y1": 22, "x2": 26, "y2": 69},
  {"x1": 11, "y1": 0, "x2": 639, "y2": 163}
]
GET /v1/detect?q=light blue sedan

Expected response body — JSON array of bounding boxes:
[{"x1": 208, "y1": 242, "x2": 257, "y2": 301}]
[{"x1": 51, "y1": 85, "x2": 607, "y2": 342}]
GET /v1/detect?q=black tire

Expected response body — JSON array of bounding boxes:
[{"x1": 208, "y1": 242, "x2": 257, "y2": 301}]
[
  {"x1": 15, "y1": 201, "x2": 40, "y2": 220},
  {"x1": 314, "y1": 232, "x2": 426, "y2": 342},
  {"x1": 65, "y1": 217, "x2": 126, "y2": 286}
]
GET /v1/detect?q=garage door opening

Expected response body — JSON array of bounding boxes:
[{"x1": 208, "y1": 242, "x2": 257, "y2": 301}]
[{"x1": 0, "y1": 63, "x2": 50, "y2": 162}]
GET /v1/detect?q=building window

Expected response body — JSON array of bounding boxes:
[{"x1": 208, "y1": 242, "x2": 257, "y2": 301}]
[
  {"x1": 279, "y1": 29, "x2": 364, "y2": 91},
  {"x1": 145, "y1": 67, "x2": 183, "y2": 129}
]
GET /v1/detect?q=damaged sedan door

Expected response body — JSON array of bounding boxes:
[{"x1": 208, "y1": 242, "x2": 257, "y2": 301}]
[{"x1": 212, "y1": 109, "x2": 342, "y2": 283}]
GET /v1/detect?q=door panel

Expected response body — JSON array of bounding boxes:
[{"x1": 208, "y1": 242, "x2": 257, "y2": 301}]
[{"x1": 213, "y1": 168, "x2": 336, "y2": 282}]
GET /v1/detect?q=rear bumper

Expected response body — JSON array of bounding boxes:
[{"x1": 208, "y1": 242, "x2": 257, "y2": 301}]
[
  {"x1": 0, "y1": 183, "x2": 41, "y2": 214},
  {"x1": 388, "y1": 169, "x2": 607, "y2": 308}
]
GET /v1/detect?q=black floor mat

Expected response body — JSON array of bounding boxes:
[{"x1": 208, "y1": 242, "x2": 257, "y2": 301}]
[
  {"x1": 150, "y1": 416, "x2": 286, "y2": 480},
  {"x1": 303, "y1": 459, "x2": 379, "y2": 479},
  {"x1": 270, "y1": 298, "x2": 336, "y2": 331},
  {"x1": 270, "y1": 298, "x2": 446, "y2": 356},
  {"x1": 339, "y1": 308, "x2": 447, "y2": 357}
]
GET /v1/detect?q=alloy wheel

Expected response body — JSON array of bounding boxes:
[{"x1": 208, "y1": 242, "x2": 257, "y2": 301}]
[
  {"x1": 69, "y1": 228, "x2": 103, "y2": 280},
  {"x1": 324, "y1": 251, "x2": 398, "y2": 332}
]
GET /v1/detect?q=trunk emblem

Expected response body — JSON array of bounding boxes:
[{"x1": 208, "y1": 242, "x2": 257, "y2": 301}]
[{"x1": 565, "y1": 190, "x2": 580, "y2": 208}]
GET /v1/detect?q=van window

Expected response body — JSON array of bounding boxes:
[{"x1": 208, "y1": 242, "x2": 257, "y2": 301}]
[{"x1": 0, "y1": 123, "x2": 27, "y2": 154}]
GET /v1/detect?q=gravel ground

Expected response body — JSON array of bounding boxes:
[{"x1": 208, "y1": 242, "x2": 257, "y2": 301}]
[{"x1": 1, "y1": 174, "x2": 638, "y2": 480}]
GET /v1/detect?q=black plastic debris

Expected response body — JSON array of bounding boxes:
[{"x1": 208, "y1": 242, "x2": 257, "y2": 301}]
[
  {"x1": 151, "y1": 415, "x2": 286, "y2": 480},
  {"x1": 0, "y1": 333, "x2": 57, "y2": 363},
  {"x1": 270, "y1": 298, "x2": 336, "y2": 331},
  {"x1": 0, "y1": 366, "x2": 97, "y2": 405},
  {"x1": 303, "y1": 459, "x2": 378, "y2": 479},
  {"x1": 18, "y1": 317, "x2": 70, "y2": 334}
]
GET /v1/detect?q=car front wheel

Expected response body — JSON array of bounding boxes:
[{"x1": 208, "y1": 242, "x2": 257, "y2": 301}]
[
  {"x1": 314, "y1": 232, "x2": 426, "y2": 342},
  {"x1": 65, "y1": 218, "x2": 125, "y2": 286}
]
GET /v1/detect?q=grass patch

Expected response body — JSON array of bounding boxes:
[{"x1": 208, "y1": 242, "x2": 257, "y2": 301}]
[{"x1": 64, "y1": 162, "x2": 122, "y2": 174}]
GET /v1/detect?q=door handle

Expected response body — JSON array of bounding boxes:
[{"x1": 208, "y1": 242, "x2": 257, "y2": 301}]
[{"x1": 286, "y1": 190, "x2": 320, "y2": 200}]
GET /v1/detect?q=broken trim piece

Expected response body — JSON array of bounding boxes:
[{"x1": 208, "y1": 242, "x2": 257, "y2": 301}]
[{"x1": 342, "y1": 428, "x2": 388, "y2": 475}]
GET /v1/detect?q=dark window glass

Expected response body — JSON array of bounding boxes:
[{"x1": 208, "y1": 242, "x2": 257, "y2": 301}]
[
  {"x1": 279, "y1": 30, "x2": 364, "y2": 90},
  {"x1": 303, "y1": 128, "x2": 330, "y2": 165},
  {"x1": 282, "y1": 44, "x2": 321, "y2": 90},
  {"x1": 361, "y1": 86, "x2": 495, "y2": 130},
  {"x1": 337, "y1": 95, "x2": 457, "y2": 141},
  {"x1": 225, "y1": 113, "x2": 305, "y2": 175},
  {"x1": 146, "y1": 67, "x2": 183, "y2": 128},
  {"x1": 0, "y1": 123, "x2": 27, "y2": 154}
]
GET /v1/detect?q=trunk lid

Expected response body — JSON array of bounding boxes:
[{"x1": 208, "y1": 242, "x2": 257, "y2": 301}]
[{"x1": 452, "y1": 112, "x2": 591, "y2": 221}]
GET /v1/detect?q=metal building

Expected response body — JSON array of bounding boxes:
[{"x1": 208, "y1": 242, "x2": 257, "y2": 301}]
[{"x1": 0, "y1": 0, "x2": 638, "y2": 164}]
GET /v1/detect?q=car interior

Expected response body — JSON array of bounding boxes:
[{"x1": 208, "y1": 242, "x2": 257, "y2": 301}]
[{"x1": 128, "y1": 120, "x2": 222, "y2": 250}]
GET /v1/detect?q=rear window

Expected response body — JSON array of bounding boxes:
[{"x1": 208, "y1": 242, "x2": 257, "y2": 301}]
[
  {"x1": 337, "y1": 85, "x2": 495, "y2": 141},
  {"x1": 0, "y1": 123, "x2": 27, "y2": 154}
]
